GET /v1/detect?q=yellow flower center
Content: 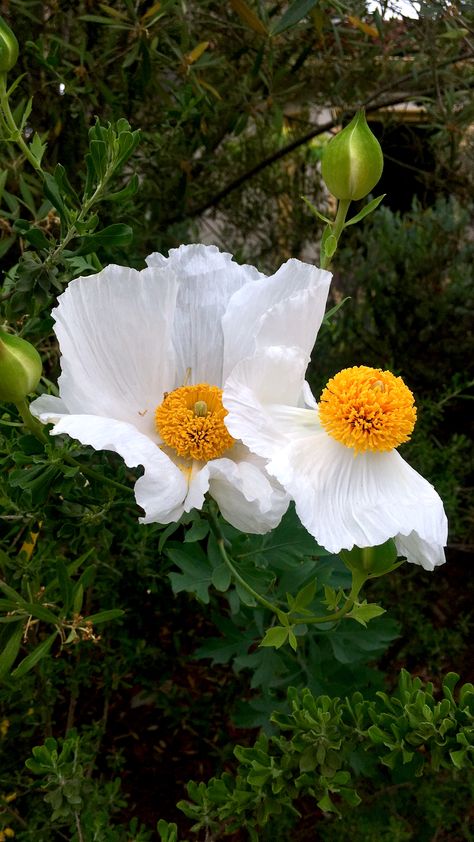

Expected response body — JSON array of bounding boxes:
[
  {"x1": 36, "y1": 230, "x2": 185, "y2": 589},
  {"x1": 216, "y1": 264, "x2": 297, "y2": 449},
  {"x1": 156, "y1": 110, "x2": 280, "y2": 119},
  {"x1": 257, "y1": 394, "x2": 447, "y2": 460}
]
[
  {"x1": 155, "y1": 383, "x2": 235, "y2": 462},
  {"x1": 318, "y1": 365, "x2": 417, "y2": 452}
]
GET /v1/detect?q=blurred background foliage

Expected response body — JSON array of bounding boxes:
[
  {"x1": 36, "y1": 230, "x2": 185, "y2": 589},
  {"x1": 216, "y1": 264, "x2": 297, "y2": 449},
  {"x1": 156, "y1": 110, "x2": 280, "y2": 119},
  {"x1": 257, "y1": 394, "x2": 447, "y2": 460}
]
[{"x1": 0, "y1": 0, "x2": 473, "y2": 839}]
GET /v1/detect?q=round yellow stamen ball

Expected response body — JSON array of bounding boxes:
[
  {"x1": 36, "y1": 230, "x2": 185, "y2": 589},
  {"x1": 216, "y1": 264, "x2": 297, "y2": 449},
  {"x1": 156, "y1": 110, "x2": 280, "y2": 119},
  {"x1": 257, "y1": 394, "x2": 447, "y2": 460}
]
[
  {"x1": 155, "y1": 383, "x2": 235, "y2": 462},
  {"x1": 318, "y1": 365, "x2": 417, "y2": 453}
]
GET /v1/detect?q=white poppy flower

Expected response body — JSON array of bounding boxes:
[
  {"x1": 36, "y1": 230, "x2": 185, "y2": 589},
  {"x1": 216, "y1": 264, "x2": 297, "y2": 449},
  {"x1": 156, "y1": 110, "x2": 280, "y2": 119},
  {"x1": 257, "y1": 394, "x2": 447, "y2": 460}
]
[
  {"x1": 223, "y1": 346, "x2": 448, "y2": 568},
  {"x1": 31, "y1": 244, "x2": 331, "y2": 533}
]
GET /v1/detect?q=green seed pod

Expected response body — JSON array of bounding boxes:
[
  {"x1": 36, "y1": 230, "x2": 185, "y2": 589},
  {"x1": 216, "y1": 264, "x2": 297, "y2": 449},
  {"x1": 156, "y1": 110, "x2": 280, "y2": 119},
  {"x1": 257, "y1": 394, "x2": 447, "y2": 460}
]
[
  {"x1": 340, "y1": 539, "x2": 398, "y2": 578},
  {"x1": 0, "y1": 16, "x2": 19, "y2": 73},
  {"x1": 0, "y1": 328, "x2": 42, "y2": 403},
  {"x1": 322, "y1": 110, "x2": 383, "y2": 201}
]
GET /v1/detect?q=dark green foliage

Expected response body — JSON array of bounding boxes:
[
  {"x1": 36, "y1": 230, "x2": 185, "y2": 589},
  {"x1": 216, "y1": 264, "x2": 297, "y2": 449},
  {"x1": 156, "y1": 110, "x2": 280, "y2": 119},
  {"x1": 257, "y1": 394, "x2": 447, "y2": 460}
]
[{"x1": 170, "y1": 671, "x2": 474, "y2": 838}]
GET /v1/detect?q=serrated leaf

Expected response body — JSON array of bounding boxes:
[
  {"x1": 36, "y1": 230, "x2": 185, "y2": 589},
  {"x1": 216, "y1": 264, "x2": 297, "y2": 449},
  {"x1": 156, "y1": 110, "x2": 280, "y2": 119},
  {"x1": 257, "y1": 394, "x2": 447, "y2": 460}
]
[
  {"x1": 259, "y1": 626, "x2": 288, "y2": 649},
  {"x1": 271, "y1": 0, "x2": 319, "y2": 35},
  {"x1": 347, "y1": 600, "x2": 386, "y2": 627},
  {"x1": 11, "y1": 631, "x2": 58, "y2": 679},
  {"x1": 183, "y1": 518, "x2": 209, "y2": 543},
  {"x1": 293, "y1": 578, "x2": 318, "y2": 610},
  {"x1": 167, "y1": 548, "x2": 212, "y2": 604}
]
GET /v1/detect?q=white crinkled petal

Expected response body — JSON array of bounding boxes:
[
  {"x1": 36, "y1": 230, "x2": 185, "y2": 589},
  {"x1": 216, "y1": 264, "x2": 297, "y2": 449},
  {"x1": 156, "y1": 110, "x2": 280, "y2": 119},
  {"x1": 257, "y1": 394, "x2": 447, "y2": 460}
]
[
  {"x1": 267, "y1": 430, "x2": 448, "y2": 561},
  {"x1": 223, "y1": 346, "x2": 312, "y2": 459},
  {"x1": 43, "y1": 413, "x2": 188, "y2": 524},
  {"x1": 223, "y1": 259, "x2": 331, "y2": 378},
  {"x1": 395, "y1": 532, "x2": 446, "y2": 571},
  {"x1": 50, "y1": 264, "x2": 178, "y2": 437},
  {"x1": 147, "y1": 244, "x2": 263, "y2": 387},
  {"x1": 208, "y1": 446, "x2": 289, "y2": 534},
  {"x1": 255, "y1": 286, "x2": 330, "y2": 361}
]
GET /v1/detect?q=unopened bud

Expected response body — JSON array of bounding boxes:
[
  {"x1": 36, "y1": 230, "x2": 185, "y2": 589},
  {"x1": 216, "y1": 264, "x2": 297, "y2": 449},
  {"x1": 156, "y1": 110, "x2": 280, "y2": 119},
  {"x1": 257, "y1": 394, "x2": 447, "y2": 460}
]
[
  {"x1": 341, "y1": 539, "x2": 398, "y2": 578},
  {"x1": 0, "y1": 17, "x2": 19, "y2": 73},
  {"x1": 0, "y1": 328, "x2": 42, "y2": 403},
  {"x1": 322, "y1": 110, "x2": 383, "y2": 202}
]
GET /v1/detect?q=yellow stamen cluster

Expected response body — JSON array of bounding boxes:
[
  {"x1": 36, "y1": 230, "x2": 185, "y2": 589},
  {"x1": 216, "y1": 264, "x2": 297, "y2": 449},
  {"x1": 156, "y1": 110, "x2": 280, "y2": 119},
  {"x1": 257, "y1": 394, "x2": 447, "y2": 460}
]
[
  {"x1": 318, "y1": 365, "x2": 416, "y2": 452},
  {"x1": 155, "y1": 383, "x2": 235, "y2": 462}
]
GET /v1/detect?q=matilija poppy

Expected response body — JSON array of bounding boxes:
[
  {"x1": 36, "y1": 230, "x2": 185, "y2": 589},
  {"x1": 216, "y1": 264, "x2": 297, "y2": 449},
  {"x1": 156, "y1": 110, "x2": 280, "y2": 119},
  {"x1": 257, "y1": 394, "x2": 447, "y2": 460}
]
[
  {"x1": 223, "y1": 347, "x2": 448, "y2": 569},
  {"x1": 31, "y1": 244, "x2": 332, "y2": 533}
]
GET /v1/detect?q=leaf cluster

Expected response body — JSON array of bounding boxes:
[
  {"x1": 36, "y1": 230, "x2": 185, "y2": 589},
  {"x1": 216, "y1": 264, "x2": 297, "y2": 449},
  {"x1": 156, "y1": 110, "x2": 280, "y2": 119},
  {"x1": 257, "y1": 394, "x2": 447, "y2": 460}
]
[{"x1": 168, "y1": 670, "x2": 474, "y2": 839}]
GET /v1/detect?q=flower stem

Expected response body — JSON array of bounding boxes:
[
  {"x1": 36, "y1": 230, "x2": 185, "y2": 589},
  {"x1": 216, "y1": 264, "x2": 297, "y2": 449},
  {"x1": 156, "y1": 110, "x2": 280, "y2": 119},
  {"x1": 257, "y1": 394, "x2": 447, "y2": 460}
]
[
  {"x1": 320, "y1": 198, "x2": 351, "y2": 269},
  {"x1": 62, "y1": 454, "x2": 134, "y2": 496},
  {"x1": 303, "y1": 569, "x2": 367, "y2": 625},
  {"x1": 0, "y1": 73, "x2": 43, "y2": 172},
  {"x1": 206, "y1": 503, "x2": 368, "y2": 629},
  {"x1": 207, "y1": 504, "x2": 278, "y2": 615},
  {"x1": 15, "y1": 399, "x2": 48, "y2": 442}
]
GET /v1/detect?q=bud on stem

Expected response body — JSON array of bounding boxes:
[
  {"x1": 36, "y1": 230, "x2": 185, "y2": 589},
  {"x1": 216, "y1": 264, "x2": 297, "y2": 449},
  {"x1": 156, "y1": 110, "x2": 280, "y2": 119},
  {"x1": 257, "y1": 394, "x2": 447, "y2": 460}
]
[
  {"x1": 0, "y1": 328, "x2": 42, "y2": 403},
  {"x1": 0, "y1": 17, "x2": 18, "y2": 73},
  {"x1": 322, "y1": 110, "x2": 383, "y2": 202},
  {"x1": 340, "y1": 539, "x2": 400, "y2": 579}
]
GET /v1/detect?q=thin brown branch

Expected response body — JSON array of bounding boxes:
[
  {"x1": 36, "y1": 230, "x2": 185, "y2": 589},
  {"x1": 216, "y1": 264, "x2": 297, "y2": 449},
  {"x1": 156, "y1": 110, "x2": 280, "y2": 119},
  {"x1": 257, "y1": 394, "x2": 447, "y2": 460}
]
[{"x1": 176, "y1": 68, "x2": 474, "y2": 223}]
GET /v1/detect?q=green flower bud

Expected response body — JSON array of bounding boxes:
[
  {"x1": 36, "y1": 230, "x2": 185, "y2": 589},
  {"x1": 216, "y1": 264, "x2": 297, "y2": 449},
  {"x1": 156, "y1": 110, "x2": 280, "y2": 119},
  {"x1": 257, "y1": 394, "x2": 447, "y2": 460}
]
[
  {"x1": 0, "y1": 17, "x2": 18, "y2": 73},
  {"x1": 0, "y1": 328, "x2": 42, "y2": 403},
  {"x1": 340, "y1": 539, "x2": 398, "y2": 578},
  {"x1": 322, "y1": 110, "x2": 383, "y2": 201}
]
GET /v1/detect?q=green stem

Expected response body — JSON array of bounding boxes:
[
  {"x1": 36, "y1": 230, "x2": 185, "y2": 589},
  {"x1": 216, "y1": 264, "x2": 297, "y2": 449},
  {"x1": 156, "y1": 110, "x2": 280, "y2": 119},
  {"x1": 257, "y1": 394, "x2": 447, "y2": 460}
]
[
  {"x1": 62, "y1": 453, "x2": 133, "y2": 496},
  {"x1": 0, "y1": 73, "x2": 42, "y2": 172},
  {"x1": 320, "y1": 198, "x2": 351, "y2": 269},
  {"x1": 44, "y1": 172, "x2": 108, "y2": 270},
  {"x1": 207, "y1": 503, "x2": 368, "y2": 627},
  {"x1": 207, "y1": 505, "x2": 278, "y2": 615},
  {"x1": 303, "y1": 568, "x2": 367, "y2": 625},
  {"x1": 15, "y1": 398, "x2": 48, "y2": 442}
]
